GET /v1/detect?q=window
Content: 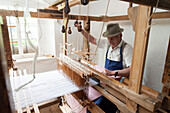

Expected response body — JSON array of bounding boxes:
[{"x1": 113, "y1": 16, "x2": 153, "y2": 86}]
[{"x1": 7, "y1": 16, "x2": 38, "y2": 57}]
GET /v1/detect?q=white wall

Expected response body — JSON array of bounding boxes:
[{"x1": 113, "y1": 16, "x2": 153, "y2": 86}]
[
  {"x1": 15, "y1": 57, "x2": 58, "y2": 74},
  {"x1": 143, "y1": 19, "x2": 170, "y2": 91},
  {"x1": 38, "y1": 19, "x2": 56, "y2": 56}
]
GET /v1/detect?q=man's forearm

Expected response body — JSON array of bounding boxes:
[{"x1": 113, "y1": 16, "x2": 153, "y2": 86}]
[
  {"x1": 81, "y1": 30, "x2": 97, "y2": 45},
  {"x1": 117, "y1": 66, "x2": 131, "y2": 77},
  {"x1": 105, "y1": 66, "x2": 131, "y2": 78}
]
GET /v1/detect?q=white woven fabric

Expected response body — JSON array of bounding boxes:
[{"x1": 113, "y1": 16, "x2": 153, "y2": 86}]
[
  {"x1": 10, "y1": 70, "x2": 80, "y2": 109},
  {"x1": 10, "y1": 70, "x2": 98, "y2": 110}
]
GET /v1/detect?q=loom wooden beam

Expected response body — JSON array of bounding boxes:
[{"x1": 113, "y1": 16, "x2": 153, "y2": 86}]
[
  {"x1": 87, "y1": 101, "x2": 105, "y2": 113},
  {"x1": 85, "y1": 65, "x2": 161, "y2": 112},
  {"x1": 0, "y1": 16, "x2": 15, "y2": 113},
  {"x1": 58, "y1": 0, "x2": 79, "y2": 10},
  {"x1": 38, "y1": 9, "x2": 63, "y2": 14},
  {"x1": 1, "y1": 10, "x2": 170, "y2": 22},
  {"x1": 131, "y1": 5, "x2": 152, "y2": 91},
  {"x1": 127, "y1": 5, "x2": 153, "y2": 112},
  {"x1": 97, "y1": 84, "x2": 156, "y2": 113},
  {"x1": 100, "y1": 84, "x2": 126, "y2": 103},
  {"x1": 45, "y1": 6, "x2": 58, "y2": 10},
  {"x1": 38, "y1": 98, "x2": 61, "y2": 110},
  {"x1": 95, "y1": 75, "x2": 161, "y2": 112},
  {"x1": 71, "y1": 93, "x2": 105, "y2": 113},
  {"x1": 162, "y1": 38, "x2": 170, "y2": 96},
  {"x1": 120, "y1": 0, "x2": 170, "y2": 10},
  {"x1": 117, "y1": 11, "x2": 170, "y2": 20},
  {"x1": 83, "y1": 18, "x2": 90, "y2": 54},
  {"x1": 102, "y1": 15, "x2": 129, "y2": 22},
  {"x1": 152, "y1": 12, "x2": 170, "y2": 19},
  {"x1": 0, "y1": 11, "x2": 13, "y2": 69},
  {"x1": 60, "y1": 55, "x2": 91, "y2": 76},
  {"x1": 122, "y1": 78, "x2": 163, "y2": 100},
  {"x1": 57, "y1": 0, "x2": 97, "y2": 10},
  {"x1": 93, "y1": 85, "x2": 133, "y2": 113},
  {"x1": 50, "y1": 0, "x2": 65, "y2": 7},
  {"x1": 63, "y1": 11, "x2": 69, "y2": 55},
  {"x1": 59, "y1": 103, "x2": 72, "y2": 113},
  {"x1": 161, "y1": 38, "x2": 170, "y2": 111}
]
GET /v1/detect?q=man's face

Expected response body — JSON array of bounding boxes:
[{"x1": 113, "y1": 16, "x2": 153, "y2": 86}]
[{"x1": 107, "y1": 34, "x2": 121, "y2": 48}]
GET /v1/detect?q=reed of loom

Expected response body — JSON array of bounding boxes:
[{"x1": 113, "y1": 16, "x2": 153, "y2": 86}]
[{"x1": 56, "y1": 55, "x2": 89, "y2": 88}]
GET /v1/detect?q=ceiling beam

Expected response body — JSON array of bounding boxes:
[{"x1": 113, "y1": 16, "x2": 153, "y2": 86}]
[{"x1": 120, "y1": 0, "x2": 170, "y2": 10}]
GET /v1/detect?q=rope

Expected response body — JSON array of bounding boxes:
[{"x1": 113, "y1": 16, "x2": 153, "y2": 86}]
[
  {"x1": 143, "y1": 0, "x2": 160, "y2": 34},
  {"x1": 87, "y1": 3, "x2": 90, "y2": 54},
  {"x1": 15, "y1": 0, "x2": 42, "y2": 91},
  {"x1": 76, "y1": 2, "x2": 82, "y2": 60},
  {"x1": 14, "y1": 18, "x2": 38, "y2": 92},
  {"x1": 78, "y1": 2, "x2": 81, "y2": 21},
  {"x1": 91, "y1": 0, "x2": 110, "y2": 61}
]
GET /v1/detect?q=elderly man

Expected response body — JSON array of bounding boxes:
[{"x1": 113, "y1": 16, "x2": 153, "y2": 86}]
[{"x1": 76, "y1": 23, "x2": 133, "y2": 113}]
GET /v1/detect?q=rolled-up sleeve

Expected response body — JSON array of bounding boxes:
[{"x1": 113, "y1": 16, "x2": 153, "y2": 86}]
[{"x1": 124, "y1": 44, "x2": 133, "y2": 67}]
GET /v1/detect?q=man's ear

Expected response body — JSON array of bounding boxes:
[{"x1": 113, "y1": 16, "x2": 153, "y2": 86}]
[{"x1": 120, "y1": 33, "x2": 122, "y2": 38}]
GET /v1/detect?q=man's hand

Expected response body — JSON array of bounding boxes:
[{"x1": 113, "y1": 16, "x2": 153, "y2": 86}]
[
  {"x1": 74, "y1": 20, "x2": 78, "y2": 27},
  {"x1": 103, "y1": 69, "x2": 115, "y2": 76}
]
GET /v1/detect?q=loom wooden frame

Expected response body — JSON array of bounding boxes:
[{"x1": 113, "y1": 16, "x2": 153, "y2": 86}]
[{"x1": 0, "y1": 0, "x2": 170, "y2": 113}]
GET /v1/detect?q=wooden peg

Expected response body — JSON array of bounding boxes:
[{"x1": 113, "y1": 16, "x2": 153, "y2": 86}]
[
  {"x1": 78, "y1": 22, "x2": 82, "y2": 32},
  {"x1": 62, "y1": 25, "x2": 65, "y2": 33},
  {"x1": 68, "y1": 27, "x2": 72, "y2": 34},
  {"x1": 74, "y1": 20, "x2": 78, "y2": 27}
]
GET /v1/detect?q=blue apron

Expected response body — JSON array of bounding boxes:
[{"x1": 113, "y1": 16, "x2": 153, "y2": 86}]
[
  {"x1": 94, "y1": 45, "x2": 124, "y2": 113},
  {"x1": 105, "y1": 45, "x2": 123, "y2": 71}
]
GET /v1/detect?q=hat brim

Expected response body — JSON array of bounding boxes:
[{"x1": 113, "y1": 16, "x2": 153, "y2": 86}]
[{"x1": 102, "y1": 29, "x2": 124, "y2": 38}]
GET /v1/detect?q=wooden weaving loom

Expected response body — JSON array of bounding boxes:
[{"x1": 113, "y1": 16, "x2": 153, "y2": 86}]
[{"x1": 1, "y1": 0, "x2": 170, "y2": 113}]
